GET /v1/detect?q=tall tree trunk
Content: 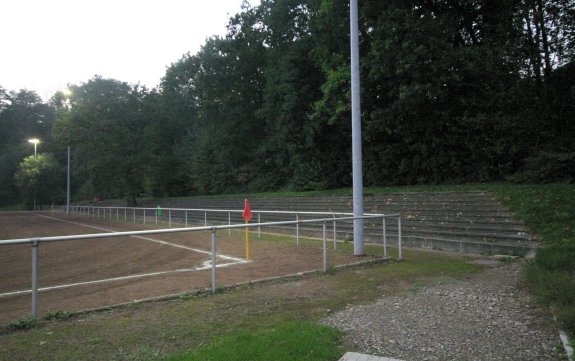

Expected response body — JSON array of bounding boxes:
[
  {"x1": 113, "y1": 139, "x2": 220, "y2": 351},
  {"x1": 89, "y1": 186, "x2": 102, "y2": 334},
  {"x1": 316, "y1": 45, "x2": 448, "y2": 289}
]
[
  {"x1": 523, "y1": 6, "x2": 542, "y2": 84},
  {"x1": 535, "y1": 0, "x2": 552, "y2": 79}
]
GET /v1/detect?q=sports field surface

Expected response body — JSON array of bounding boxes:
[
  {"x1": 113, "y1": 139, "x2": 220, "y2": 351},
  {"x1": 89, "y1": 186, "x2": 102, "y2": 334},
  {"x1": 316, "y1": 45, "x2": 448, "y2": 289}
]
[{"x1": 0, "y1": 211, "x2": 373, "y2": 324}]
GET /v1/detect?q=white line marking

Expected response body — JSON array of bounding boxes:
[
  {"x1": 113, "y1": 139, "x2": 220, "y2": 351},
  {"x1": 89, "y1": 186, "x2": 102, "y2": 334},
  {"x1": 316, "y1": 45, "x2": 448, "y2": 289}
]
[
  {"x1": 0, "y1": 213, "x2": 250, "y2": 299},
  {"x1": 35, "y1": 213, "x2": 246, "y2": 263},
  {"x1": 0, "y1": 260, "x2": 244, "y2": 298}
]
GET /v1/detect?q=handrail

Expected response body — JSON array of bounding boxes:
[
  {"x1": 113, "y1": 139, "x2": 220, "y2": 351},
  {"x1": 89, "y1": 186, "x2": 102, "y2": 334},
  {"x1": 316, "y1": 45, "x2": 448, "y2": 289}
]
[{"x1": 52, "y1": 204, "x2": 391, "y2": 217}]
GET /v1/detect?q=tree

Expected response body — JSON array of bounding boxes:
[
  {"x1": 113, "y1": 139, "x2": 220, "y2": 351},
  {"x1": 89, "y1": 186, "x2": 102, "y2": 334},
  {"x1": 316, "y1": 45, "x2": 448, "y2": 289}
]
[
  {"x1": 171, "y1": 4, "x2": 267, "y2": 194},
  {"x1": 14, "y1": 153, "x2": 62, "y2": 209},
  {"x1": 255, "y1": 0, "x2": 328, "y2": 190},
  {"x1": 0, "y1": 88, "x2": 55, "y2": 206},
  {"x1": 53, "y1": 77, "x2": 150, "y2": 206}
]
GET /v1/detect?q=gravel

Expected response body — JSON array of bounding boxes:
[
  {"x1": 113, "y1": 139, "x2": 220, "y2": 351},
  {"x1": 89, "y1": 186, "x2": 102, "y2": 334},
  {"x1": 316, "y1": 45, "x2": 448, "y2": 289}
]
[{"x1": 322, "y1": 259, "x2": 568, "y2": 361}]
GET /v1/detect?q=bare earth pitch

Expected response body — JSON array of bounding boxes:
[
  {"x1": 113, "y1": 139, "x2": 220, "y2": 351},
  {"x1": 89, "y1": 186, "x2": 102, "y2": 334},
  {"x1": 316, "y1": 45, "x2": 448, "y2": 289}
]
[{"x1": 0, "y1": 212, "x2": 367, "y2": 323}]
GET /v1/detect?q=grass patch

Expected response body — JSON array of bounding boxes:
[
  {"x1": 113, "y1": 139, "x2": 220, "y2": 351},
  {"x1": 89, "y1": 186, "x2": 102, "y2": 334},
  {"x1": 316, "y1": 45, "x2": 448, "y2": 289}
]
[
  {"x1": 168, "y1": 322, "x2": 343, "y2": 361},
  {"x1": 479, "y1": 184, "x2": 575, "y2": 337}
]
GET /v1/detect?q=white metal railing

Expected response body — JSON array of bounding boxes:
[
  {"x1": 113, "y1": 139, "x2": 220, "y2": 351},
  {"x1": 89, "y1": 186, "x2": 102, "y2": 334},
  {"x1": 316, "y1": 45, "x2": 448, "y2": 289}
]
[
  {"x1": 47, "y1": 205, "x2": 401, "y2": 250},
  {"x1": 2, "y1": 211, "x2": 402, "y2": 319}
]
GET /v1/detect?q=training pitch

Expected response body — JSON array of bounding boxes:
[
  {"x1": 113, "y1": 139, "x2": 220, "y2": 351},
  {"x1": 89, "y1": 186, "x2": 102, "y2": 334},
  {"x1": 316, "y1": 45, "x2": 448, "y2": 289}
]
[{"x1": 0, "y1": 211, "x2": 367, "y2": 323}]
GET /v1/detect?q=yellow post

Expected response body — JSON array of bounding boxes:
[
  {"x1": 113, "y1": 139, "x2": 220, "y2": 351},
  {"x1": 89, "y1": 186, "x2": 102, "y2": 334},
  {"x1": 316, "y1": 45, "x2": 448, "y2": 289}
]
[{"x1": 245, "y1": 220, "x2": 249, "y2": 260}]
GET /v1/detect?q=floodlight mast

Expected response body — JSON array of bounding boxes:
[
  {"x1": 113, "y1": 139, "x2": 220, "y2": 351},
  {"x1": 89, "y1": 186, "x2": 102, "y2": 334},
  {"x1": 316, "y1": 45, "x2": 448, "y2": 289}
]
[{"x1": 350, "y1": 0, "x2": 364, "y2": 256}]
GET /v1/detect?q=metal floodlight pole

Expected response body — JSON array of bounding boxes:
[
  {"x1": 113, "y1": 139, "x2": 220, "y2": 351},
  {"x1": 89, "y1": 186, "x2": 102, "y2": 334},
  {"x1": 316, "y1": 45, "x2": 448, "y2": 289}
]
[
  {"x1": 350, "y1": 0, "x2": 365, "y2": 256},
  {"x1": 66, "y1": 147, "x2": 71, "y2": 216}
]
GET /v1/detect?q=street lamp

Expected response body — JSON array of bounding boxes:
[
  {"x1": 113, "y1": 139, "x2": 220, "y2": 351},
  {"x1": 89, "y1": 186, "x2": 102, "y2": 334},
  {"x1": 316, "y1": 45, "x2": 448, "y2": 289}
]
[
  {"x1": 66, "y1": 146, "x2": 71, "y2": 216},
  {"x1": 27, "y1": 138, "x2": 40, "y2": 210},
  {"x1": 28, "y1": 138, "x2": 40, "y2": 158}
]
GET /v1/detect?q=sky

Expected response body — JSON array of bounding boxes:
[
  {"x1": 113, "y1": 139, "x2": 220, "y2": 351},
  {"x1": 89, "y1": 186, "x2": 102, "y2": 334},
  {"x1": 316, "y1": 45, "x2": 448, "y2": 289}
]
[{"x1": 1, "y1": 0, "x2": 260, "y2": 100}]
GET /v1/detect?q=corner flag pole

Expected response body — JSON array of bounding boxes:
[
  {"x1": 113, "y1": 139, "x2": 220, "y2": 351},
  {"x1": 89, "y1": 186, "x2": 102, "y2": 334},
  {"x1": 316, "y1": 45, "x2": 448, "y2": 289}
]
[
  {"x1": 242, "y1": 199, "x2": 253, "y2": 261},
  {"x1": 245, "y1": 220, "x2": 249, "y2": 260}
]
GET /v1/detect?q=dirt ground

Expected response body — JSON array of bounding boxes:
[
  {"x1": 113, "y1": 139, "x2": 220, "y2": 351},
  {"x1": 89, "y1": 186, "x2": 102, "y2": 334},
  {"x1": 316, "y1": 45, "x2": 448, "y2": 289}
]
[{"x1": 0, "y1": 211, "x2": 378, "y2": 324}]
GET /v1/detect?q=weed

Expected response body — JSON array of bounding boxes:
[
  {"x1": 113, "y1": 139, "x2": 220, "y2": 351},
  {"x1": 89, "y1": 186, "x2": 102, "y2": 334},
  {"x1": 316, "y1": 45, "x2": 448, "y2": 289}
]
[
  {"x1": 325, "y1": 264, "x2": 337, "y2": 275},
  {"x1": 9, "y1": 316, "x2": 38, "y2": 331},
  {"x1": 497, "y1": 256, "x2": 516, "y2": 263},
  {"x1": 44, "y1": 310, "x2": 73, "y2": 321},
  {"x1": 179, "y1": 293, "x2": 191, "y2": 300},
  {"x1": 215, "y1": 284, "x2": 226, "y2": 294}
]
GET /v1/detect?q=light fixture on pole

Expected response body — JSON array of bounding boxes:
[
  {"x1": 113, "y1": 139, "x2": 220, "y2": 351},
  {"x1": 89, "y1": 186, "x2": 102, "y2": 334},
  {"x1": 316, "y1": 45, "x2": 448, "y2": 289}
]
[{"x1": 28, "y1": 138, "x2": 40, "y2": 158}]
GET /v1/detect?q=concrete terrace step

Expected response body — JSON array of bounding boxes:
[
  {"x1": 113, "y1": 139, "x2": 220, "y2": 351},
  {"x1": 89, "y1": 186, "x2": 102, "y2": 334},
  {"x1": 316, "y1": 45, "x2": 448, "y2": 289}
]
[{"x1": 133, "y1": 191, "x2": 539, "y2": 256}]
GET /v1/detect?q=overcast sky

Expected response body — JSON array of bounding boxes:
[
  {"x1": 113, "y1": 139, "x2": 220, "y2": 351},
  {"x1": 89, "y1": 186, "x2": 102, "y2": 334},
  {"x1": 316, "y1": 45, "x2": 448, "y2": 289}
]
[{"x1": 1, "y1": 0, "x2": 260, "y2": 100}]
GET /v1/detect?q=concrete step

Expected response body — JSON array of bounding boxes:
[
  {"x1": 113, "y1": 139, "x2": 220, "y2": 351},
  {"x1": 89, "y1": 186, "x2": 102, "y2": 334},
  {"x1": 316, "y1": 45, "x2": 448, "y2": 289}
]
[{"x1": 82, "y1": 190, "x2": 539, "y2": 256}]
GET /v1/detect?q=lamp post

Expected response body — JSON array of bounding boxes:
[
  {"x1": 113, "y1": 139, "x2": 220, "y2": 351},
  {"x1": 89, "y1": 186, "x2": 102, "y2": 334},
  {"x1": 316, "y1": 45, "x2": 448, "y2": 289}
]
[
  {"x1": 27, "y1": 138, "x2": 40, "y2": 211},
  {"x1": 66, "y1": 146, "x2": 71, "y2": 216},
  {"x1": 28, "y1": 138, "x2": 40, "y2": 158}
]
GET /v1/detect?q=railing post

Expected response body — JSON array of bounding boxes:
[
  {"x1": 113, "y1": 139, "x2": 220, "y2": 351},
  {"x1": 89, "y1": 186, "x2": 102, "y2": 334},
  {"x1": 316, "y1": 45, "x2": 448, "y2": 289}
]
[
  {"x1": 322, "y1": 221, "x2": 327, "y2": 273},
  {"x1": 155, "y1": 209, "x2": 158, "y2": 225},
  {"x1": 116, "y1": 208, "x2": 119, "y2": 221},
  {"x1": 124, "y1": 208, "x2": 127, "y2": 222},
  {"x1": 333, "y1": 213, "x2": 337, "y2": 250},
  {"x1": 257, "y1": 211, "x2": 261, "y2": 239},
  {"x1": 211, "y1": 227, "x2": 217, "y2": 293},
  {"x1": 204, "y1": 211, "x2": 207, "y2": 227},
  {"x1": 228, "y1": 212, "x2": 231, "y2": 235},
  {"x1": 31, "y1": 239, "x2": 40, "y2": 318},
  {"x1": 398, "y1": 215, "x2": 402, "y2": 260},
  {"x1": 133, "y1": 209, "x2": 136, "y2": 223},
  {"x1": 185, "y1": 211, "x2": 188, "y2": 228},
  {"x1": 143, "y1": 208, "x2": 146, "y2": 224},
  {"x1": 382, "y1": 216, "x2": 387, "y2": 257},
  {"x1": 296, "y1": 212, "x2": 300, "y2": 245},
  {"x1": 169, "y1": 210, "x2": 172, "y2": 228}
]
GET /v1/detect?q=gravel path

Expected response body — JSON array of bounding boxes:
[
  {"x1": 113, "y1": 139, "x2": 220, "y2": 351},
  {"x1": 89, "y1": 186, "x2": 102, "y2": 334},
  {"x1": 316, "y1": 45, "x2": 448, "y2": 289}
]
[{"x1": 322, "y1": 259, "x2": 567, "y2": 361}]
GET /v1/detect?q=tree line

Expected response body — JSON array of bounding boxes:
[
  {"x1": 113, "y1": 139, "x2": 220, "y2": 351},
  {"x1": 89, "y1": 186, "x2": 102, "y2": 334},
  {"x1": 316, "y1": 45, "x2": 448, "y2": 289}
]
[{"x1": 1, "y1": 0, "x2": 573, "y2": 207}]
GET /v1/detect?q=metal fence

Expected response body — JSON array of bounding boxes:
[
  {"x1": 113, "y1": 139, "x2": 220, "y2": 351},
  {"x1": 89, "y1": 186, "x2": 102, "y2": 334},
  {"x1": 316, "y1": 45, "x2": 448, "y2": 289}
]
[
  {"x1": 47, "y1": 205, "x2": 402, "y2": 250},
  {"x1": 1, "y1": 211, "x2": 402, "y2": 319}
]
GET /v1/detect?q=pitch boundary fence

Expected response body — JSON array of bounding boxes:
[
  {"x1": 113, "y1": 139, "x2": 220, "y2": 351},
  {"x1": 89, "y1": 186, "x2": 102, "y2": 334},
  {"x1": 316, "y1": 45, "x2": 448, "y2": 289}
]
[
  {"x1": 47, "y1": 205, "x2": 402, "y2": 251},
  {"x1": 1, "y1": 211, "x2": 402, "y2": 319}
]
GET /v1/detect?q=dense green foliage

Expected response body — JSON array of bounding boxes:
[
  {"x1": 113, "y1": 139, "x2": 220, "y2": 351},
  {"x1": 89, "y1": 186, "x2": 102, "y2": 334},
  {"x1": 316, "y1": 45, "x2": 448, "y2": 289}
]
[
  {"x1": 14, "y1": 154, "x2": 63, "y2": 208},
  {"x1": 1, "y1": 0, "x2": 574, "y2": 207},
  {"x1": 0, "y1": 88, "x2": 57, "y2": 206}
]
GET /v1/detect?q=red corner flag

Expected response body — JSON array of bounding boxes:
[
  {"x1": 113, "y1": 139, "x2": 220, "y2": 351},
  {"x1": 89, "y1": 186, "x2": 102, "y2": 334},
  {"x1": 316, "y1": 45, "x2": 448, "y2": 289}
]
[{"x1": 242, "y1": 199, "x2": 253, "y2": 222}]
